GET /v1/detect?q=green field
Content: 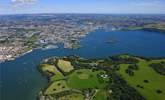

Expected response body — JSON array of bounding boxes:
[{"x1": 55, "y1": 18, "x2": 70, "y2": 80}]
[
  {"x1": 118, "y1": 58, "x2": 165, "y2": 100},
  {"x1": 67, "y1": 69, "x2": 109, "y2": 89},
  {"x1": 45, "y1": 80, "x2": 70, "y2": 95},
  {"x1": 93, "y1": 89, "x2": 109, "y2": 100},
  {"x1": 49, "y1": 66, "x2": 64, "y2": 81},
  {"x1": 43, "y1": 68, "x2": 110, "y2": 99},
  {"x1": 39, "y1": 55, "x2": 165, "y2": 100},
  {"x1": 59, "y1": 93, "x2": 84, "y2": 100},
  {"x1": 57, "y1": 59, "x2": 74, "y2": 72},
  {"x1": 40, "y1": 64, "x2": 56, "y2": 74},
  {"x1": 40, "y1": 64, "x2": 64, "y2": 81}
]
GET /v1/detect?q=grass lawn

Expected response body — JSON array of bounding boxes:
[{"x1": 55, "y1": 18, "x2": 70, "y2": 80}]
[
  {"x1": 59, "y1": 93, "x2": 84, "y2": 100},
  {"x1": 67, "y1": 69, "x2": 109, "y2": 89},
  {"x1": 50, "y1": 69, "x2": 64, "y2": 82},
  {"x1": 118, "y1": 58, "x2": 165, "y2": 100},
  {"x1": 57, "y1": 59, "x2": 74, "y2": 72},
  {"x1": 93, "y1": 89, "x2": 109, "y2": 100},
  {"x1": 40, "y1": 64, "x2": 56, "y2": 74},
  {"x1": 40, "y1": 64, "x2": 64, "y2": 81},
  {"x1": 45, "y1": 80, "x2": 70, "y2": 95}
]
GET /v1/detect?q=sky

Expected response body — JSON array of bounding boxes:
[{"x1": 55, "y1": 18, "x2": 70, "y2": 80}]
[{"x1": 0, "y1": 0, "x2": 165, "y2": 14}]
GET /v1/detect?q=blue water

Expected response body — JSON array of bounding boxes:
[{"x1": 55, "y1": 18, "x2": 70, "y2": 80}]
[{"x1": 1, "y1": 30, "x2": 165, "y2": 100}]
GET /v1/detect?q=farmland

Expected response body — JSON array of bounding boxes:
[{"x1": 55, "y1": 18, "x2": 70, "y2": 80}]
[
  {"x1": 67, "y1": 69, "x2": 109, "y2": 89},
  {"x1": 57, "y1": 59, "x2": 74, "y2": 72},
  {"x1": 118, "y1": 58, "x2": 165, "y2": 100},
  {"x1": 38, "y1": 55, "x2": 165, "y2": 100}
]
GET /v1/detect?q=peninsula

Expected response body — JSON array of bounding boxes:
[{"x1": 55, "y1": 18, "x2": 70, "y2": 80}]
[{"x1": 38, "y1": 54, "x2": 165, "y2": 100}]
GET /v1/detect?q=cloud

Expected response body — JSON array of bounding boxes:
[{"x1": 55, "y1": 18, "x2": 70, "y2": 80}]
[
  {"x1": 134, "y1": 0, "x2": 161, "y2": 6},
  {"x1": 11, "y1": 0, "x2": 37, "y2": 5},
  {"x1": 11, "y1": 0, "x2": 38, "y2": 8},
  {"x1": 125, "y1": 0, "x2": 165, "y2": 14}
]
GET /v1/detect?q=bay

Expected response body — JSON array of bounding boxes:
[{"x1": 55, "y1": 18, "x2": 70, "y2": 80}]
[{"x1": 1, "y1": 29, "x2": 165, "y2": 100}]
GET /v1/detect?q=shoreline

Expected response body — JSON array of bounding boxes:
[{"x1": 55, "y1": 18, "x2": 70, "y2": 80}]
[
  {"x1": 1, "y1": 28, "x2": 165, "y2": 64},
  {"x1": 0, "y1": 49, "x2": 33, "y2": 64}
]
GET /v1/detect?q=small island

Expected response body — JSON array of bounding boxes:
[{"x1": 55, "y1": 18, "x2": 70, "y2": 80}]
[{"x1": 37, "y1": 54, "x2": 165, "y2": 100}]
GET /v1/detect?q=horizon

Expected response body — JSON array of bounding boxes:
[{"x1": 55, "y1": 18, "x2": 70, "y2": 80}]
[
  {"x1": 1, "y1": 13, "x2": 165, "y2": 16},
  {"x1": 0, "y1": 0, "x2": 165, "y2": 14}
]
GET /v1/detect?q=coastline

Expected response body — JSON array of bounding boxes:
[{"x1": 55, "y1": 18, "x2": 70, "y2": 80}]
[
  {"x1": 0, "y1": 49, "x2": 33, "y2": 63},
  {"x1": 1, "y1": 28, "x2": 165, "y2": 64}
]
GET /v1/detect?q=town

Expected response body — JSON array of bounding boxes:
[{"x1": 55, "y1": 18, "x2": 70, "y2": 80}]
[{"x1": 0, "y1": 14, "x2": 165, "y2": 62}]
